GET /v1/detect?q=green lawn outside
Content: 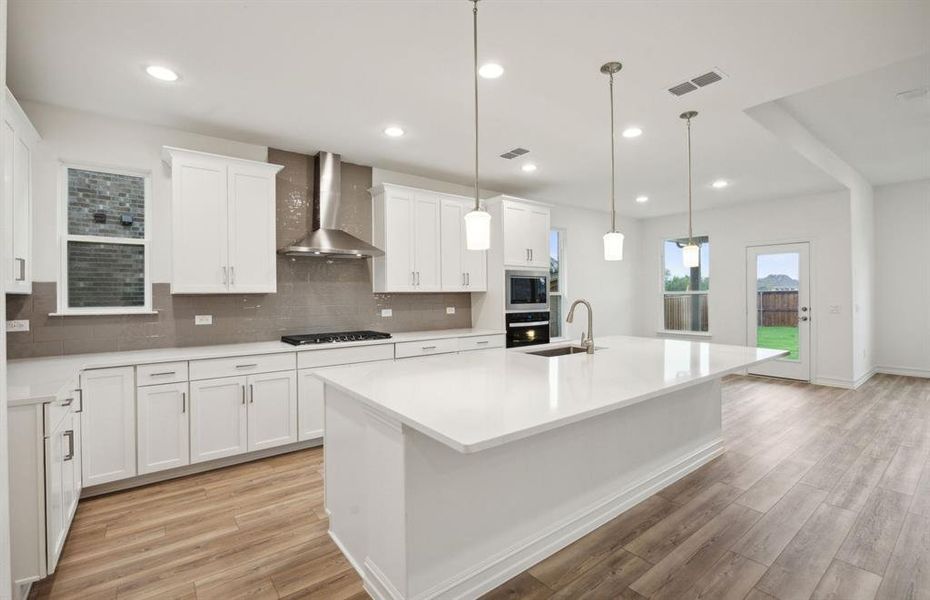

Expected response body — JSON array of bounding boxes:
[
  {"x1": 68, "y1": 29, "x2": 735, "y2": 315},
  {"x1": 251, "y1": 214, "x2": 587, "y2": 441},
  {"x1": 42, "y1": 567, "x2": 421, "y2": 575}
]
[{"x1": 757, "y1": 326, "x2": 799, "y2": 360}]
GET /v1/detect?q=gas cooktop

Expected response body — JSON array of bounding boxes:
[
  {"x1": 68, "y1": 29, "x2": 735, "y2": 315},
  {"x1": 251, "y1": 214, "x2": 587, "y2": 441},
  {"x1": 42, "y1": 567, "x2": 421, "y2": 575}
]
[{"x1": 281, "y1": 330, "x2": 392, "y2": 346}]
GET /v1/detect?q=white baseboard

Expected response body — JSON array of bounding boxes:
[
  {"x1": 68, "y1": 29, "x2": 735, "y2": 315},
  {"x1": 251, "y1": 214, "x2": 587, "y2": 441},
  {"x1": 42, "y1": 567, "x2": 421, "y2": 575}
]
[
  {"x1": 853, "y1": 369, "x2": 877, "y2": 389},
  {"x1": 348, "y1": 438, "x2": 723, "y2": 600},
  {"x1": 813, "y1": 376, "x2": 856, "y2": 389},
  {"x1": 876, "y1": 365, "x2": 930, "y2": 379}
]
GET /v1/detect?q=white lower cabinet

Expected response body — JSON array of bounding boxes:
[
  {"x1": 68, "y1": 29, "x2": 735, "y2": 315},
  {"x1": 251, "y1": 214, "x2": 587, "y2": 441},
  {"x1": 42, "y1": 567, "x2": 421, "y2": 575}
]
[
  {"x1": 190, "y1": 376, "x2": 249, "y2": 463},
  {"x1": 138, "y1": 382, "x2": 190, "y2": 474},
  {"x1": 247, "y1": 371, "x2": 298, "y2": 451},
  {"x1": 298, "y1": 369, "x2": 325, "y2": 441},
  {"x1": 81, "y1": 367, "x2": 136, "y2": 486}
]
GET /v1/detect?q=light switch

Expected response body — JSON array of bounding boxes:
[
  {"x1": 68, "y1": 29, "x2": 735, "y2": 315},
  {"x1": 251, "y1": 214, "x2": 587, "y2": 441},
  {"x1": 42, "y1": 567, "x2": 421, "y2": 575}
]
[
  {"x1": 446, "y1": 307, "x2": 456, "y2": 315},
  {"x1": 195, "y1": 315, "x2": 213, "y2": 325},
  {"x1": 381, "y1": 309, "x2": 393, "y2": 318},
  {"x1": 828, "y1": 305, "x2": 840, "y2": 314},
  {"x1": 6, "y1": 319, "x2": 29, "y2": 332}
]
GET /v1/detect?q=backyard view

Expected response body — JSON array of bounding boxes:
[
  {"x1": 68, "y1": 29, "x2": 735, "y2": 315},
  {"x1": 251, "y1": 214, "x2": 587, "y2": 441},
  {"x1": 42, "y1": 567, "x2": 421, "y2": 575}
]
[{"x1": 755, "y1": 253, "x2": 800, "y2": 361}]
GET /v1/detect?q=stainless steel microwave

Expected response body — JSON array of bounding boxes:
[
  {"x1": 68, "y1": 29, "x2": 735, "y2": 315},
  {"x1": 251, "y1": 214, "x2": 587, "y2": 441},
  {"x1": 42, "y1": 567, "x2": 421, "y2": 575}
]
[{"x1": 505, "y1": 270, "x2": 549, "y2": 312}]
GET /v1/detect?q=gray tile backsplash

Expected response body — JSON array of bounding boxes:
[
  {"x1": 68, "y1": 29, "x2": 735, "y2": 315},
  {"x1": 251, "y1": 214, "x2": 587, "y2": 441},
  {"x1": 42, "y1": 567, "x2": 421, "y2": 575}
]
[{"x1": 6, "y1": 150, "x2": 472, "y2": 359}]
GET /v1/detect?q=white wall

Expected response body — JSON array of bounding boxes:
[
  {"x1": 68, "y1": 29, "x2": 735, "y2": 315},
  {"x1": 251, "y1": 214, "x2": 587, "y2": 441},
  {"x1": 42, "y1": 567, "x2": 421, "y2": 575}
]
[
  {"x1": 21, "y1": 101, "x2": 268, "y2": 283},
  {"x1": 549, "y1": 204, "x2": 640, "y2": 339},
  {"x1": 634, "y1": 190, "x2": 855, "y2": 386},
  {"x1": 874, "y1": 179, "x2": 930, "y2": 376},
  {"x1": 850, "y1": 184, "x2": 876, "y2": 383}
]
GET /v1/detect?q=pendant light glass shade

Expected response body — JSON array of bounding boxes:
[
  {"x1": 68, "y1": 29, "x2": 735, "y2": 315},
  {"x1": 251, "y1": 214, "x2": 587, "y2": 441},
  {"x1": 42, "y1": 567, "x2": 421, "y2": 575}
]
[
  {"x1": 603, "y1": 231, "x2": 625, "y2": 261},
  {"x1": 464, "y1": 0, "x2": 490, "y2": 251},
  {"x1": 682, "y1": 243, "x2": 700, "y2": 268},
  {"x1": 465, "y1": 209, "x2": 491, "y2": 250}
]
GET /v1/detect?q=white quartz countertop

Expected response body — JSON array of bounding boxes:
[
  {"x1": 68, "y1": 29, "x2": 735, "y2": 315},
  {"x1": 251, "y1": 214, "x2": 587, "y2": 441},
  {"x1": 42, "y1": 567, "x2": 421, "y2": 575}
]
[
  {"x1": 6, "y1": 328, "x2": 503, "y2": 407},
  {"x1": 316, "y1": 336, "x2": 787, "y2": 453}
]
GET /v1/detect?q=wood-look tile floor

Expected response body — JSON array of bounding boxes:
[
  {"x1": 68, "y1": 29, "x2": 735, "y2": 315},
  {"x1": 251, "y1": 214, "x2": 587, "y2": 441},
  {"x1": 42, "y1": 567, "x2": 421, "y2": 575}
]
[{"x1": 31, "y1": 374, "x2": 930, "y2": 600}]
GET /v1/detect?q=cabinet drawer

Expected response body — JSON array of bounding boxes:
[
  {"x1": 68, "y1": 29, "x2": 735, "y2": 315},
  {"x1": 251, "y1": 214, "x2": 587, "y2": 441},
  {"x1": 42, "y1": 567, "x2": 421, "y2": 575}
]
[
  {"x1": 137, "y1": 361, "x2": 189, "y2": 386},
  {"x1": 395, "y1": 337, "x2": 459, "y2": 359},
  {"x1": 189, "y1": 353, "x2": 295, "y2": 381},
  {"x1": 458, "y1": 334, "x2": 505, "y2": 352},
  {"x1": 296, "y1": 344, "x2": 395, "y2": 369}
]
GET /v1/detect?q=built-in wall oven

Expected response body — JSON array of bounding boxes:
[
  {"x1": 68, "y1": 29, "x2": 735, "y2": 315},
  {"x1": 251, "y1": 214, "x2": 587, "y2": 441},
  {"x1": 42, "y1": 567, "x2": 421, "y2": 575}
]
[
  {"x1": 505, "y1": 311, "x2": 551, "y2": 348},
  {"x1": 505, "y1": 270, "x2": 549, "y2": 312}
]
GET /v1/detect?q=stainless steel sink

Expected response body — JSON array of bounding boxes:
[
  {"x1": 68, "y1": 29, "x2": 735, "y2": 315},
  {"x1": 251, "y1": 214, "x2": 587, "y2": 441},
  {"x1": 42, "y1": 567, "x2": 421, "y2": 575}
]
[{"x1": 527, "y1": 345, "x2": 591, "y2": 357}]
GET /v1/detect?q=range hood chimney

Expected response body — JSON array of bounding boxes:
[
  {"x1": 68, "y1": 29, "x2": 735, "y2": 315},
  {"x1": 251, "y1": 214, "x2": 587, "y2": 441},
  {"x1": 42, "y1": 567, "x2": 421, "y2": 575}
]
[{"x1": 280, "y1": 151, "x2": 384, "y2": 258}]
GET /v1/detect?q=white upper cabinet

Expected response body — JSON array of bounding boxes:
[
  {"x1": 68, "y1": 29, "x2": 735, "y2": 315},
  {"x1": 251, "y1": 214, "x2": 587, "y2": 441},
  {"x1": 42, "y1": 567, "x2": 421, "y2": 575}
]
[
  {"x1": 500, "y1": 197, "x2": 550, "y2": 269},
  {"x1": 372, "y1": 184, "x2": 442, "y2": 292},
  {"x1": 440, "y1": 197, "x2": 487, "y2": 292},
  {"x1": 3, "y1": 88, "x2": 39, "y2": 295},
  {"x1": 163, "y1": 147, "x2": 283, "y2": 294}
]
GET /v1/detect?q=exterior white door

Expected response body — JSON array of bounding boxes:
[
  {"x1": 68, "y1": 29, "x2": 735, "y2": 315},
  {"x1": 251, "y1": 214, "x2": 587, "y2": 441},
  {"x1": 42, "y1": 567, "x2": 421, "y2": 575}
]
[
  {"x1": 80, "y1": 367, "x2": 136, "y2": 486},
  {"x1": 190, "y1": 376, "x2": 248, "y2": 463},
  {"x1": 171, "y1": 157, "x2": 229, "y2": 293},
  {"x1": 413, "y1": 192, "x2": 442, "y2": 291},
  {"x1": 247, "y1": 371, "x2": 297, "y2": 452},
  {"x1": 138, "y1": 382, "x2": 191, "y2": 474},
  {"x1": 747, "y1": 243, "x2": 812, "y2": 381},
  {"x1": 298, "y1": 369, "x2": 325, "y2": 442},
  {"x1": 227, "y1": 164, "x2": 276, "y2": 293}
]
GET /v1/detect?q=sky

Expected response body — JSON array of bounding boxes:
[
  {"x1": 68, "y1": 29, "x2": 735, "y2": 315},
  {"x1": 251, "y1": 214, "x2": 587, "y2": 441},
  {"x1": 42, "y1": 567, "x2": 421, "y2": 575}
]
[{"x1": 757, "y1": 253, "x2": 799, "y2": 279}]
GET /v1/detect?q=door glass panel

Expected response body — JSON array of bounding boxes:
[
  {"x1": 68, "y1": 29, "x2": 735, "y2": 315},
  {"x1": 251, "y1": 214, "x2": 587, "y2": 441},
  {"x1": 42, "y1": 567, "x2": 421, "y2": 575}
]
[{"x1": 755, "y1": 252, "x2": 800, "y2": 360}]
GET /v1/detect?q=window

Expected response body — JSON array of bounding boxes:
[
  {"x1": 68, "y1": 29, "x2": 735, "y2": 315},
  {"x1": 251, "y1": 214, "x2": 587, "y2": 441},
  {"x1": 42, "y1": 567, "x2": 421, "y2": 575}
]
[
  {"x1": 549, "y1": 229, "x2": 564, "y2": 338},
  {"x1": 59, "y1": 165, "x2": 152, "y2": 314},
  {"x1": 662, "y1": 236, "x2": 709, "y2": 333}
]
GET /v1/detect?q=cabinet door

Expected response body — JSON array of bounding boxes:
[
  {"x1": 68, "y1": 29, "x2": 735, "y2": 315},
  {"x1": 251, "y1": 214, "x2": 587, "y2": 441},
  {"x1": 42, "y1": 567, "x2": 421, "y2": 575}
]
[
  {"x1": 171, "y1": 157, "x2": 229, "y2": 293},
  {"x1": 2, "y1": 120, "x2": 14, "y2": 290},
  {"x1": 298, "y1": 369, "x2": 324, "y2": 441},
  {"x1": 502, "y1": 202, "x2": 531, "y2": 266},
  {"x1": 527, "y1": 207, "x2": 551, "y2": 269},
  {"x1": 383, "y1": 189, "x2": 416, "y2": 291},
  {"x1": 190, "y1": 376, "x2": 248, "y2": 463},
  {"x1": 413, "y1": 192, "x2": 442, "y2": 291},
  {"x1": 227, "y1": 164, "x2": 276, "y2": 293},
  {"x1": 44, "y1": 427, "x2": 64, "y2": 573},
  {"x1": 138, "y1": 382, "x2": 190, "y2": 474},
  {"x1": 9, "y1": 134, "x2": 31, "y2": 293},
  {"x1": 81, "y1": 367, "x2": 136, "y2": 486},
  {"x1": 440, "y1": 199, "x2": 465, "y2": 291},
  {"x1": 60, "y1": 412, "x2": 78, "y2": 527},
  {"x1": 247, "y1": 371, "x2": 297, "y2": 452}
]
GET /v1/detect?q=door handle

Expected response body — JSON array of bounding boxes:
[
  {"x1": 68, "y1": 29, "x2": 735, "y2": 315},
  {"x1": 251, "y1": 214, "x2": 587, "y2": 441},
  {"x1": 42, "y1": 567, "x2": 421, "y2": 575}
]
[
  {"x1": 75, "y1": 389, "x2": 83, "y2": 413},
  {"x1": 230, "y1": 266, "x2": 236, "y2": 285},
  {"x1": 15, "y1": 257, "x2": 25, "y2": 281},
  {"x1": 529, "y1": 249, "x2": 533, "y2": 262},
  {"x1": 466, "y1": 272, "x2": 470, "y2": 286},
  {"x1": 462, "y1": 273, "x2": 466, "y2": 286},
  {"x1": 249, "y1": 384, "x2": 254, "y2": 404},
  {"x1": 800, "y1": 316, "x2": 809, "y2": 322},
  {"x1": 181, "y1": 391, "x2": 186, "y2": 413},
  {"x1": 63, "y1": 430, "x2": 74, "y2": 461},
  {"x1": 241, "y1": 385, "x2": 246, "y2": 405},
  {"x1": 222, "y1": 266, "x2": 228, "y2": 285},
  {"x1": 416, "y1": 271, "x2": 420, "y2": 286}
]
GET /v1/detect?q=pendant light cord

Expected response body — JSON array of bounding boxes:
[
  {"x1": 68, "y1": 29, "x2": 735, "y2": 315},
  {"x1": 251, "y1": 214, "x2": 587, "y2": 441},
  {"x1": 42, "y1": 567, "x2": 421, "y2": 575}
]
[
  {"x1": 471, "y1": 0, "x2": 480, "y2": 213},
  {"x1": 609, "y1": 71, "x2": 616, "y2": 232},
  {"x1": 686, "y1": 115, "x2": 693, "y2": 244}
]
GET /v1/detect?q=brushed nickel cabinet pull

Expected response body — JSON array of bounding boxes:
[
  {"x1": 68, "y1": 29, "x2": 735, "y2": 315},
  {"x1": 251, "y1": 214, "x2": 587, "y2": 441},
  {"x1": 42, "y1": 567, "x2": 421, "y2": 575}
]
[
  {"x1": 476, "y1": 340, "x2": 489, "y2": 344},
  {"x1": 64, "y1": 430, "x2": 74, "y2": 461},
  {"x1": 241, "y1": 385, "x2": 246, "y2": 405},
  {"x1": 249, "y1": 384, "x2": 254, "y2": 404},
  {"x1": 222, "y1": 266, "x2": 228, "y2": 285},
  {"x1": 75, "y1": 389, "x2": 83, "y2": 413},
  {"x1": 15, "y1": 257, "x2": 25, "y2": 281},
  {"x1": 151, "y1": 371, "x2": 176, "y2": 377},
  {"x1": 181, "y1": 392, "x2": 186, "y2": 413},
  {"x1": 230, "y1": 266, "x2": 236, "y2": 285},
  {"x1": 422, "y1": 345, "x2": 437, "y2": 351},
  {"x1": 235, "y1": 363, "x2": 258, "y2": 369}
]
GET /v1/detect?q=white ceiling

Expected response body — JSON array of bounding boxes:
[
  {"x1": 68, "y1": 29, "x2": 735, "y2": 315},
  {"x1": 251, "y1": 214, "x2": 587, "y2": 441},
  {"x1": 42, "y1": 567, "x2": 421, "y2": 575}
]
[
  {"x1": 778, "y1": 52, "x2": 930, "y2": 187},
  {"x1": 8, "y1": 1, "x2": 930, "y2": 218}
]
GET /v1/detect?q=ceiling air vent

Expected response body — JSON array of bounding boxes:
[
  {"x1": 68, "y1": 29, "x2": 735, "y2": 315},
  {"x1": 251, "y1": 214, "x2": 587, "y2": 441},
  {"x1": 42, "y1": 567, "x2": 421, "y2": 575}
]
[
  {"x1": 667, "y1": 68, "x2": 727, "y2": 97},
  {"x1": 499, "y1": 147, "x2": 530, "y2": 160}
]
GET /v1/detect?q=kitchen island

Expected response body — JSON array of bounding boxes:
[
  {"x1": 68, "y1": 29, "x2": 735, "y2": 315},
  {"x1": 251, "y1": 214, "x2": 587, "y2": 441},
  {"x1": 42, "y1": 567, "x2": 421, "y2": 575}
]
[{"x1": 317, "y1": 335, "x2": 785, "y2": 600}]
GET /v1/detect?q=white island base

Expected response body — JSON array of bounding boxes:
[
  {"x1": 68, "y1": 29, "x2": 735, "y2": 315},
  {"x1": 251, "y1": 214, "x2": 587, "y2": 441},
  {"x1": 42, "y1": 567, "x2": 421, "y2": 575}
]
[{"x1": 324, "y1": 378, "x2": 723, "y2": 600}]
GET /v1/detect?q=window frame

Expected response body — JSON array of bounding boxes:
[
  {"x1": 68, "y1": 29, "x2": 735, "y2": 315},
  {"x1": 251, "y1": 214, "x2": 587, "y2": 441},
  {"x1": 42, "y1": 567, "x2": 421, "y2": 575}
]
[
  {"x1": 549, "y1": 227, "x2": 566, "y2": 339},
  {"x1": 56, "y1": 162, "x2": 154, "y2": 316},
  {"x1": 659, "y1": 235, "x2": 711, "y2": 337}
]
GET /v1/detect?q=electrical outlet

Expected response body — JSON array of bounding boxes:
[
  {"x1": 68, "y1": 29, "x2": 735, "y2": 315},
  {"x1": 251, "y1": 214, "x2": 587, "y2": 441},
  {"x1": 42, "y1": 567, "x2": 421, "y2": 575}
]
[
  {"x1": 446, "y1": 307, "x2": 455, "y2": 315},
  {"x1": 195, "y1": 315, "x2": 213, "y2": 325},
  {"x1": 6, "y1": 319, "x2": 29, "y2": 332},
  {"x1": 381, "y1": 308, "x2": 393, "y2": 318}
]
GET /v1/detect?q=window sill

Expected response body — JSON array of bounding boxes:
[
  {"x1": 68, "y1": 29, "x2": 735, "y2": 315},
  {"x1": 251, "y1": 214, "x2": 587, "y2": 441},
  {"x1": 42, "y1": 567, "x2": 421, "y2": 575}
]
[
  {"x1": 657, "y1": 329, "x2": 713, "y2": 338},
  {"x1": 50, "y1": 310, "x2": 159, "y2": 317}
]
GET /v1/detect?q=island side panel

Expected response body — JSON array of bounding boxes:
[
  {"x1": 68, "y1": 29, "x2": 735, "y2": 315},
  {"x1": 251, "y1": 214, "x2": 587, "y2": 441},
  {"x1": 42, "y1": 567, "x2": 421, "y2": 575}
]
[{"x1": 404, "y1": 379, "x2": 723, "y2": 599}]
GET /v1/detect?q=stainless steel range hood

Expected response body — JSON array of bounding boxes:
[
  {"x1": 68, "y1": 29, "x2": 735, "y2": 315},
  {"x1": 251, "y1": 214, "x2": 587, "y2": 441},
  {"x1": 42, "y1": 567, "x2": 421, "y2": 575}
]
[{"x1": 280, "y1": 152, "x2": 384, "y2": 258}]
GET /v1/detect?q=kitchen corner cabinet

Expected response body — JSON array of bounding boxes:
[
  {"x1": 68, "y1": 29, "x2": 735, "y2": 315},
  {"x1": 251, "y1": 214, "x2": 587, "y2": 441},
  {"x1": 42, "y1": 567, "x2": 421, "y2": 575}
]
[
  {"x1": 163, "y1": 146, "x2": 283, "y2": 294},
  {"x1": 372, "y1": 184, "x2": 442, "y2": 292},
  {"x1": 81, "y1": 367, "x2": 136, "y2": 486},
  {"x1": 440, "y1": 197, "x2": 487, "y2": 292},
  {"x1": 3, "y1": 88, "x2": 40, "y2": 295},
  {"x1": 500, "y1": 197, "x2": 550, "y2": 269},
  {"x1": 137, "y1": 382, "x2": 190, "y2": 474}
]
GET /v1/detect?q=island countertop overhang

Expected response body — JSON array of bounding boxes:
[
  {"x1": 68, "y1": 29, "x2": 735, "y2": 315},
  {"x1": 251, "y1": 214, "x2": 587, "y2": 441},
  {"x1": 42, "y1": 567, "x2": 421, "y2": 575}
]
[{"x1": 315, "y1": 335, "x2": 786, "y2": 453}]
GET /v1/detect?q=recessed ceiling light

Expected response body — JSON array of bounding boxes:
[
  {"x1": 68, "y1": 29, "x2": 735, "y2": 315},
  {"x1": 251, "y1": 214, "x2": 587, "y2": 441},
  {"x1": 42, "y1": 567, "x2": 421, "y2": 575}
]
[
  {"x1": 521, "y1": 163, "x2": 537, "y2": 173},
  {"x1": 145, "y1": 65, "x2": 179, "y2": 82},
  {"x1": 479, "y1": 63, "x2": 504, "y2": 79},
  {"x1": 635, "y1": 195, "x2": 649, "y2": 203},
  {"x1": 383, "y1": 126, "x2": 405, "y2": 137},
  {"x1": 712, "y1": 179, "x2": 728, "y2": 189},
  {"x1": 622, "y1": 127, "x2": 643, "y2": 138}
]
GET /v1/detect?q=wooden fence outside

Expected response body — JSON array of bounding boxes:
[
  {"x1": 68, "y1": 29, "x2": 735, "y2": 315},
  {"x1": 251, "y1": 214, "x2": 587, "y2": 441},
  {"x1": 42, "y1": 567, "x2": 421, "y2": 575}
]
[
  {"x1": 663, "y1": 293, "x2": 708, "y2": 332},
  {"x1": 756, "y1": 290, "x2": 798, "y2": 327}
]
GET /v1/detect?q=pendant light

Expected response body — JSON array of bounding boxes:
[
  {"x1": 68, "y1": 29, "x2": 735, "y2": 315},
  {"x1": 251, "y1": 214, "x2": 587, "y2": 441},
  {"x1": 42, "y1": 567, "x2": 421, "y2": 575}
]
[
  {"x1": 680, "y1": 111, "x2": 700, "y2": 269},
  {"x1": 464, "y1": 0, "x2": 491, "y2": 250},
  {"x1": 601, "y1": 61, "x2": 624, "y2": 261}
]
